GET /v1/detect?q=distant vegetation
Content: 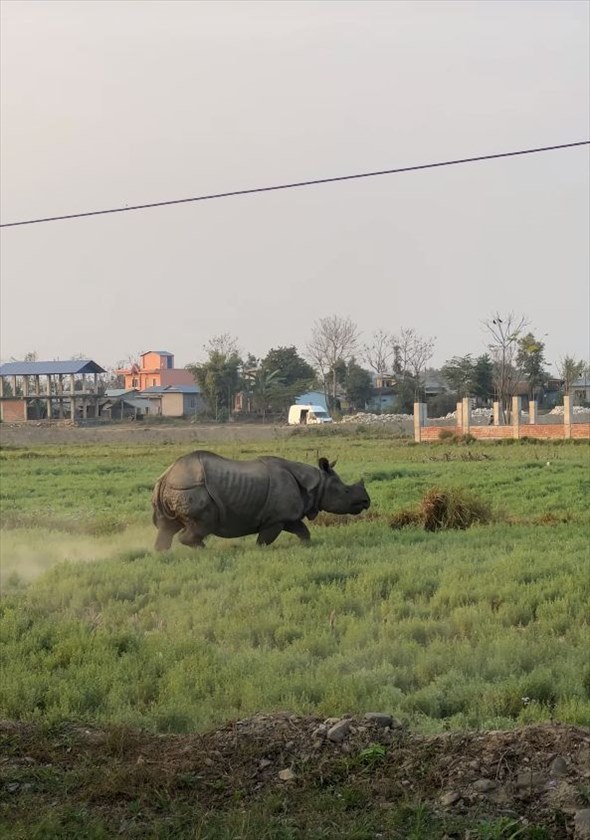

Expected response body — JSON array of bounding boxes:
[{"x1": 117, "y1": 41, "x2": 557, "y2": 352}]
[{"x1": 1, "y1": 434, "x2": 588, "y2": 736}]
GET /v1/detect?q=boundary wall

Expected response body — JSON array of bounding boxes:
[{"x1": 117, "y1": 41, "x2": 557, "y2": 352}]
[{"x1": 414, "y1": 397, "x2": 590, "y2": 442}]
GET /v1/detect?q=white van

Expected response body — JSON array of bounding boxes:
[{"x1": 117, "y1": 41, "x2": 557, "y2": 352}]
[{"x1": 288, "y1": 404, "x2": 333, "y2": 425}]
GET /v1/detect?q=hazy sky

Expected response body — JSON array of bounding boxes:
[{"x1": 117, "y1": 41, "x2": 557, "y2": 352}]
[{"x1": 1, "y1": 0, "x2": 588, "y2": 372}]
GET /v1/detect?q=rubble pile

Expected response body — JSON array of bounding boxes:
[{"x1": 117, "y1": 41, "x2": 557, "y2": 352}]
[{"x1": 339, "y1": 412, "x2": 413, "y2": 425}]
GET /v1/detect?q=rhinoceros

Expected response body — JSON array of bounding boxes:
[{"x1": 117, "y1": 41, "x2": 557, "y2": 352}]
[{"x1": 152, "y1": 450, "x2": 370, "y2": 550}]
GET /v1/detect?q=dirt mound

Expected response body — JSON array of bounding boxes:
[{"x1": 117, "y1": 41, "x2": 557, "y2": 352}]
[{"x1": 2, "y1": 715, "x2": 589, "y2": 837}]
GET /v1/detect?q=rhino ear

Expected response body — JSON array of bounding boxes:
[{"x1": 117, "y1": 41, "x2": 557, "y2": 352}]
[
  {"x1": 318, "y1": 457, "x2": 332, "y2": 474},
  {"x1": 329, "y1": 459, "x2": 338, "y2": 469}
]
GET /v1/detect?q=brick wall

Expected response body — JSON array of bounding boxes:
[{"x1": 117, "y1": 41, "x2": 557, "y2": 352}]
[
  {"x1": 572, "y1": 424, "x2": 590, "y2": 440},
  {"x1": 419, "y1": 423, "x2": 590, "y2": 442},
  {"x1": 523, "y1": 424, "x2": 568, "y2": 439},
  {"x1": 0, "y1": 399, "x2": 27, "y2": 422},
  {"x1": 469, "y1": 426, "x2": 514, "y2": 440}
]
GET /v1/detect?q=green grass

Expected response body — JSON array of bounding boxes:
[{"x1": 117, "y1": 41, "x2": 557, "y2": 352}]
[
  {"x1": 1, "y1": 433, "x2": 588, "y2": 837},
  {"x1": 1, "y1": 436, "x2": 589, "y2": 733}
]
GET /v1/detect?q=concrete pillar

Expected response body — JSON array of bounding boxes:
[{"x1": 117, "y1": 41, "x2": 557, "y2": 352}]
[
  {"x1": 12, "y1": 375, "x2": 17, "y2": 396},
  {"x1": 493, "y1": 401, "x2": 501, "y2": 426},
  {"x1": 22, "y1": 378, "x2": 29, "y2": 419},
  {"x1": 57, "y1": 375, "x2": 64, "y2": 418},
  {"x1": 456, "y1": 401, "x2": 463, "y2": 432},
  {"x1": 46, "y1": 375, "x2": 52, "y2": 419},
  {"x1": 413, "y1": 402, "x2": 426, "y2": 442},
  {"x1": 35, "y1": 375, "x2": 41, "y2": 396},
  {"x1": 0, "y1": 377, "x2": 4, "y2": 398},
  {"x1": 462, "y1": 397, "x2": 472, "y2": 434},
  {"x1": 70, "y1": 374, "x2": 76, "y2": 421},
  {"x1": 529, "y1": 400, "x2": 537, "y2": 424},
  {"x1": 563, "y1": 395, "x2": 573, "y2": 439},
  {"x1": 512, "y1": 396, "x2": 522, "y2": 439}
]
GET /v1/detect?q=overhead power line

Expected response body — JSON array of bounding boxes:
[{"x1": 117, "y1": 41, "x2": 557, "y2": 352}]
[{"x1": 1, "y1": 140, "x2": 588, "y2": 229}]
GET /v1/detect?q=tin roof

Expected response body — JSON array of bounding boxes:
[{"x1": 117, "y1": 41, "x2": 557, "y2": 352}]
[
  {"x1": 140, "y1": 350, "x2": 173, "y2": 356},
  {"x1": 104, "y1": 388, "x2": 139, "y2": 397},
  {"x1": 0, "y1": 360, "x2": 106, "y2": 376},
  {"x1": 142, "y1": 384, "x2": 201, "y2": 394}
]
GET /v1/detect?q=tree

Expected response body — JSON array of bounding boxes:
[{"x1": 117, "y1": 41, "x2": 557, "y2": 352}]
[
  {"x1": 187, "y1": 334, "x2": 242, "y2": 421},
  {"x1": 243, "y1": 368, "x2": 283, "y2": 422},
  {"x1": 441, "y1": 355, "x2": 475, "y2": 397},
  {"x1": 260, "y1": 346, "x2": 315, "y2": 388},
  {"x1": 483, "y1": 312, "x2": 528, "y2": 414},
  {"x1": 516, "y1": 332, "x2": 548, "y2": 399},
  {"x1": 392, "y1": 327, "x2": 435, "y2": 398},
  {"x1": 306, "y1": 316, "x2": 359, "y2": 405},
  {"x1": 557, "y1": 355, "x2": 586, "y2": 394},
  {"x1": 472, "y1": 354, "x2": 494, "y2": 403},
  {"x1": 342, "y1": 359, "x2": 373, "y2": 411},
  {"x1": 204, "y1": 333, "x2": 241, "y2": 358},
  {"x1": 362, "y1": 329, "x2": 396, "y2": 375}
]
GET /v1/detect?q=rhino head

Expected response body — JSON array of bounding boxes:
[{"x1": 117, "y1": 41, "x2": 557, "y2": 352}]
[{"x1": 317, "y1": 457, "x2": 371, "y2": 516}]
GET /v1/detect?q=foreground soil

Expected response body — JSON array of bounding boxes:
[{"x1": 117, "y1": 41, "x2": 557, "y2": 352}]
[{"x1": 2, "y1": 716, "x2": 589, "y2": 839}]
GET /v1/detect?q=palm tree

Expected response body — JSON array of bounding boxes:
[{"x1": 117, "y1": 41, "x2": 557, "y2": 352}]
[{"x1": 244, "y1": 368, "x2": 282, "y2": 422}]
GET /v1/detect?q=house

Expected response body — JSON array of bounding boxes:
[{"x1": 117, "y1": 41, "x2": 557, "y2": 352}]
[
  {"x1": 366, "y1": 373, "x2": 399, "y2": 411},
  {"x1": 116, "y1": 351, "x2": 194, "y2": 391},
  {"x1": 100, "y1": 395, "x2": 152, "y2": 420},
  {"x1": 0, "y1": 359, "x2": 106, "y2": 421},
  {"x1": 140, "y1": 384, "x2": 206, "y2": 418},
  {"x1": 423, "y1": 371, "x2": 449, "y2": 398},
  {"x1": 571, "y1": 376, "x2": 590, "y2": 405},
  {"x1": 98, "y1": 388, "x2": 151, "y2": 420}
]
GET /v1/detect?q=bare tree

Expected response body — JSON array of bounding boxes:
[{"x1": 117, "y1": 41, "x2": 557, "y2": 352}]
[
  {"x1": 483, "y1": 312, "x2": 528, "y2": 416},
  {"x1": 392, "y1": 327, "x2": 435, "y2": 396},
  {"x1": 306, "y1": 316, "x2": 359, "y2": 403},
  {"x1": 362, "y1": 329, "x2": 396, "y2": 375},
  {"x1": 204, "y1": 333, "x2": 241, "y2": 358},
  {"x1": 557, "y1": 355, "x2": 586, "y2": 395}
]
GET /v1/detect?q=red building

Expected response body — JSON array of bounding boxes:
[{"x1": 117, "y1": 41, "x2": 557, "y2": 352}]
[{"x1": 116, "y1": 351, "x2": 194, "y2": 392}]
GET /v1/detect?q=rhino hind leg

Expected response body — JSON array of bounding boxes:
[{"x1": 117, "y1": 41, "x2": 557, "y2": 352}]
[
  {"x1": 178, "y1": 522, "x2": 207, "y2": 549},
  {"x1": 283, "y1": 520, "x2": 311, "y2": 543},
  {"x1": 154, "y1": 517, "x2": 182, "y2": 551}
]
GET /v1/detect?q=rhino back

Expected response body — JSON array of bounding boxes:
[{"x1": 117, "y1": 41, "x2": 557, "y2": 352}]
[{"x1": 193, "y1": 452, "x2": 271, "y2": 529}]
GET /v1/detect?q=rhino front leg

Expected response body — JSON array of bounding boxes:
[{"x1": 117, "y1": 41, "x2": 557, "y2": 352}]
[
  {"x1": 257, "y1": 524, "x2": 284, "y2": 546},
  {"x1": 283, "y1": 520, "x2": 311, "y2": 543},
  {"x1": 154, "y1": 517, "x2": 182, "y2": 551}
]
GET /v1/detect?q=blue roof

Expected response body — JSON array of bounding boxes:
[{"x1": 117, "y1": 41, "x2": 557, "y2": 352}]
[
  {"x1": 141, "y1": 385, "x2": 201, "y2": 394},
  {"x1": 0, "y1": 359, "x2": 106, "y2": 376},
  {"x1": 295, "y1": 391, "x2": 328, "y2": 410},
  {"x1": 141, "y1": 350, "x2": 173, "y2": 356}
]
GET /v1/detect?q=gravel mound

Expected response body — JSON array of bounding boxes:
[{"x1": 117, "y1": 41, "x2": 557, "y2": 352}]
[{"x1": 2, "y1": 716, "x2": 589, "y2": 836}]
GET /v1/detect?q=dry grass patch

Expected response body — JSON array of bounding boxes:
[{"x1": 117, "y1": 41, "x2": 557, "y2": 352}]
[{"x1": 390, "y1": 486, "x2": 493, "y2": 531}]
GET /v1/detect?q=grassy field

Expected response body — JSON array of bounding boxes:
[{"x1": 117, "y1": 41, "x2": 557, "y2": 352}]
[{"x1": 1, "y1": 430, "x2": 589, "y2": 837}]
